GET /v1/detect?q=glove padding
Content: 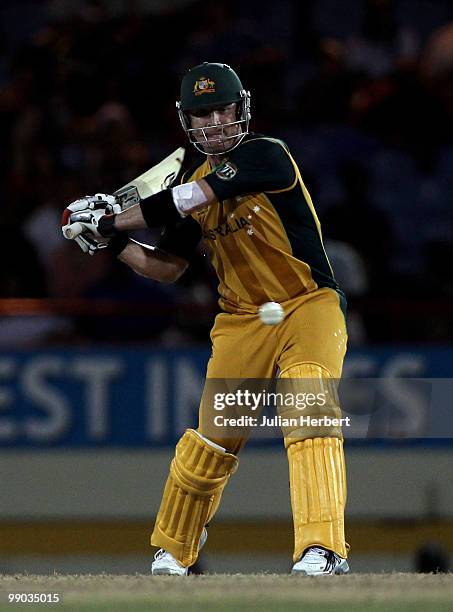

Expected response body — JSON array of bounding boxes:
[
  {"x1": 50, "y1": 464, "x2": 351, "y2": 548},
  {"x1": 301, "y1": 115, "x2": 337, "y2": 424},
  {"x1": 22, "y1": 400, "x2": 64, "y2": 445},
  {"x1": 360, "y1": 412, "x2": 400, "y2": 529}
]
[
  {"x1": 73, "y1": 232, "x2": 108, "y2": 256},
  {"x1": 61, "y1": 193, "x2": 120, "y2": 255},
  {"x1": 73, "y1": 230, "x2": 129, "y2": 256}
]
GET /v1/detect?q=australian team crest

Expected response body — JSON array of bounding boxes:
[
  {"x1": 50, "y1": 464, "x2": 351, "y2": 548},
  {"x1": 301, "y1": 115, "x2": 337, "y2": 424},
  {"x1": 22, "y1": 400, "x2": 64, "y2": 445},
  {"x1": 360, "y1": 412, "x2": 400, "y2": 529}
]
[
  {"x1": 193, "y1": 77, "x2": 216, "y2": 96},
  {"x1": 216, "y1": 161, "x2": 238, "y2": 181}
]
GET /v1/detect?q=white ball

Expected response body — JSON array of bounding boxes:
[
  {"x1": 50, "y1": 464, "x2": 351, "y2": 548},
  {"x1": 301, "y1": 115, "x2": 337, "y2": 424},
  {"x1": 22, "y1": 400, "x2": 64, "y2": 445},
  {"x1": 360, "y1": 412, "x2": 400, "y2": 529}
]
[{"x1": 258, "y1": 301, "x2": 285, "y2": 325}]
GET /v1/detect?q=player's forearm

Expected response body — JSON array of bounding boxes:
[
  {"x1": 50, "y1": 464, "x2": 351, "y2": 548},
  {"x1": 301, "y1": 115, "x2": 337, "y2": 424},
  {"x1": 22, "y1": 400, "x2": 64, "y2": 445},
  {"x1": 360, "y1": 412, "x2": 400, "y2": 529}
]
[
  {"x1": 113, "y1": 204, "x2": 148, "y2": 231},
  {"x1": 135, "y1": 180, "x2": 215, "y2": 227},
  {"x1": 109, "y1": 179, "x2": 215, "y2": 234},
  {"x1": 118, "y1": 241, "x2": 187, "y2": 283}
]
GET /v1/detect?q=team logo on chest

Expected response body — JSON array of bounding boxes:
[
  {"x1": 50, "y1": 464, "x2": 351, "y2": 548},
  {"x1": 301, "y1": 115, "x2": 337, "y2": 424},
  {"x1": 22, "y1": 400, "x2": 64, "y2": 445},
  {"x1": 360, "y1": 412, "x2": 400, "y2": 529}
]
[{"x1": 215, "y1": 161, "x2": 238, "y2": 181}]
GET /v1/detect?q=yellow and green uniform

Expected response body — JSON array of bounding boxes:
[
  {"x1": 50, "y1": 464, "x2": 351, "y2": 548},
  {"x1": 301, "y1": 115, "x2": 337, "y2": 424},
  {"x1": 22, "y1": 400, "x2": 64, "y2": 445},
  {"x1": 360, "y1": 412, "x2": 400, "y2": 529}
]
[
  {"x1": 158, "y1": 132, "x2": 348, "y2": 385},
  {"x1": 159, "y1": 133, "x2": 346, "y2": 317}
]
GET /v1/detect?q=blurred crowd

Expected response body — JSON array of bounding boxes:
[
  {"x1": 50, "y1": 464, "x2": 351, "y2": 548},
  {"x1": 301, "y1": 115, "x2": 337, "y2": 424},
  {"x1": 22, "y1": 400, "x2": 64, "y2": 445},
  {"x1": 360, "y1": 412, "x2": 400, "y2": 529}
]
[{"x1": 1, "y1": 0, "x2": 452, "y2": 346}]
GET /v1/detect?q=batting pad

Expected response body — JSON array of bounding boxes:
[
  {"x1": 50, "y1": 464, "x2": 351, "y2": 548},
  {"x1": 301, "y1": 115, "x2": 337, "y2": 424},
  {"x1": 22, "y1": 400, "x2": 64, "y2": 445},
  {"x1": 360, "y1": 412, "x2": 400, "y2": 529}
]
[
  {"x1": 151, "y1": 429, "x2": 238, "y2": 567},
  {"x1": 287, "y1": 436, "x2": 348, "y2": 560},
  {"x1": 279, "y1": 362, "x2": 343, "y2": 444}
]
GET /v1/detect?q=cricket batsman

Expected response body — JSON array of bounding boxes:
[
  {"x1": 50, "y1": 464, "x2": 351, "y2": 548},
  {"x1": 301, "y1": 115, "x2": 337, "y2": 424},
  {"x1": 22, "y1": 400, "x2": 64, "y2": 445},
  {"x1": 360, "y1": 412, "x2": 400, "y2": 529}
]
[{"x1": 62, "y1": 63, "x2": 350, "y2": 576}]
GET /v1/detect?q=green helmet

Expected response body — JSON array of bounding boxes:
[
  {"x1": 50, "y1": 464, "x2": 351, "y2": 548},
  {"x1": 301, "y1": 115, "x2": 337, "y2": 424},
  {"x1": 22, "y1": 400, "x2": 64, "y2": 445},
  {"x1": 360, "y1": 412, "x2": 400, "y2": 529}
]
[
  {"x1": 179, "y1": 62, "x2": 246, "y2": 111},
  {"x1": 176, "y1": 62, "x2": 251, "y2": 155}
]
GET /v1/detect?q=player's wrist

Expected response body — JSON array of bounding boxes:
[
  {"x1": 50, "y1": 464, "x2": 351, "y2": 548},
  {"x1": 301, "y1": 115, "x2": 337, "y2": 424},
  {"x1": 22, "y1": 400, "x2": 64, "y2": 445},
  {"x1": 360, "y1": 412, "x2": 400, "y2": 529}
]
[
  {"x1": 98, "y1": 214, "x2": 118, "y2": 238},
  {"x1": 108, "y1": 233, "x2": 129, "y2": 257}
]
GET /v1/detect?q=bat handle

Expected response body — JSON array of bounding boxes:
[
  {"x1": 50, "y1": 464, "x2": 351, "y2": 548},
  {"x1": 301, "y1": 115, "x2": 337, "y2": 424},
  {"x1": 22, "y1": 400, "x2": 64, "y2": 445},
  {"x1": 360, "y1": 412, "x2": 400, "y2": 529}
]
[{"x1": 63, "y1": 222, "x2": 84, "y2": 239}]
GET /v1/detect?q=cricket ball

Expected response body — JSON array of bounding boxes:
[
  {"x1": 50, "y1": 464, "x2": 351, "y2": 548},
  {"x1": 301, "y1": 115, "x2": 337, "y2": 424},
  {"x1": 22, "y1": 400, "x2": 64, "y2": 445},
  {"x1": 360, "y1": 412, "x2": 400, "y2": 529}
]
[{"x1": 258, "y1": 301, "x2": 285, "y2": 325}]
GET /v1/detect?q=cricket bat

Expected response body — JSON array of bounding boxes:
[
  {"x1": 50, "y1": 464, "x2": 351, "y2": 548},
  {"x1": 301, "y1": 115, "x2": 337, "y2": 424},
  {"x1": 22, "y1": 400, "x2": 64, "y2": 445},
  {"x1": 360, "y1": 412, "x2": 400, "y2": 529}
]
[
  {"x1": 63, "y1": 147, "x2": 185, "y2": 239},
  {"x1": 113, "y1": 146, "x2": 185, "y2": 210}
]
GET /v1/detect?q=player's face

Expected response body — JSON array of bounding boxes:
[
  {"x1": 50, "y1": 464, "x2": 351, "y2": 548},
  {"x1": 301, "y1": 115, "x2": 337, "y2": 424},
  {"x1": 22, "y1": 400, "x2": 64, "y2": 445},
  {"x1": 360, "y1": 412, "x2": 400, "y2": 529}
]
[{"x1": 188, "y1": 103, "x2": 241, "y2": 154}]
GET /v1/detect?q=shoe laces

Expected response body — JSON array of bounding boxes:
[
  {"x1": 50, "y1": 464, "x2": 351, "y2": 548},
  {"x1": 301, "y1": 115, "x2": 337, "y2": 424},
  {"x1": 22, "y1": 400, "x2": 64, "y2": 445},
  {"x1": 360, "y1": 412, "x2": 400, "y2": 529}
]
[
  {"x1": 303, "y1": 547, "x2": 328, "y2": 561},
  {"x1": 303, "y1": 547, "x2": 340, "y2": 570}
]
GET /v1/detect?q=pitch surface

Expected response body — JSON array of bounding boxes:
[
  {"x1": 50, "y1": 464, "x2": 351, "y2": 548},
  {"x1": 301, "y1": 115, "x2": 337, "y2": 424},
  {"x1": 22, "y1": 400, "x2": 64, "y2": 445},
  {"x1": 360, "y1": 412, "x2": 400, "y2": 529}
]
[{"x1": 1, "y1": 573, "x2": 452, "y2": 611}]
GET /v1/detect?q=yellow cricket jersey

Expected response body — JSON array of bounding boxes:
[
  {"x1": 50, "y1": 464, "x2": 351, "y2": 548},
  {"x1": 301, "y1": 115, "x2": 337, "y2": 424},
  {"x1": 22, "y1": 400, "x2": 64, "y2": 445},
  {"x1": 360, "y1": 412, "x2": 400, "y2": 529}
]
[{"x1": 158, "y1": 134, "x2": 344, "y2": 315}]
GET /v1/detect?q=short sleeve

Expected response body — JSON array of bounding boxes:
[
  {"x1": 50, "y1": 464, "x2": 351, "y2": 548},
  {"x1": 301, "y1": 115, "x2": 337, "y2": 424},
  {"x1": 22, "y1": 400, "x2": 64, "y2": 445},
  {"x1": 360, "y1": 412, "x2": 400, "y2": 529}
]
[
  {"x1": 203, "y1": 137, "x2": 297, "y2": 202},
  {"x1": 157, "y1": 216, "x2": 202, "y2": 261}
]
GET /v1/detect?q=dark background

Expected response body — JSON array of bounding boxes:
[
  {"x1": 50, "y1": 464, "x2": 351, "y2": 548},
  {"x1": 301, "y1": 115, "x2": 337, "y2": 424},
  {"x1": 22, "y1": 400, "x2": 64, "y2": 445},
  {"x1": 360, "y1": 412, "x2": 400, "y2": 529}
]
[{"x1": 1, "y1": 0, "x2": 452, "y2": 346}]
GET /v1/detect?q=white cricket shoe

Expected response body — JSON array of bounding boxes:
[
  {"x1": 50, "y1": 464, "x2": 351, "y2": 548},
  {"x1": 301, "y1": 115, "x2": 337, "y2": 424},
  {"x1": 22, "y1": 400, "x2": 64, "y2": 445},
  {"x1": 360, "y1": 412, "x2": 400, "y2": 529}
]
[
  {"x1": 291, "y1": 546, "x2": 350, "y2": 576},
  {"x1": 151, "y1": 528, "x2": 208, "y2": 576}
]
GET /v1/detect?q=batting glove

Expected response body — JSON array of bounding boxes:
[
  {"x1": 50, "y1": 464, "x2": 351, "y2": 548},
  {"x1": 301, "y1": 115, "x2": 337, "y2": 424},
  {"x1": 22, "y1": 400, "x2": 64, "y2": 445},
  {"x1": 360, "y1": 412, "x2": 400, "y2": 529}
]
[
  {"x1": 61, "y1": 193, "x2": 120, "y2": 241},
  {"x1": 73, "y1": 233, "x2": 109, "y2": 256}
]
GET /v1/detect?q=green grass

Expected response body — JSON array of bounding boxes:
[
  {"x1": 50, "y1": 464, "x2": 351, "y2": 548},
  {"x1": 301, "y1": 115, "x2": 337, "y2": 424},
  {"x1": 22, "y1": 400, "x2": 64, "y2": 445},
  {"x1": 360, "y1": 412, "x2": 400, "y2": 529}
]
[{"x1": 1, "y1": 573, "x2": 453, "y2": 612}]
